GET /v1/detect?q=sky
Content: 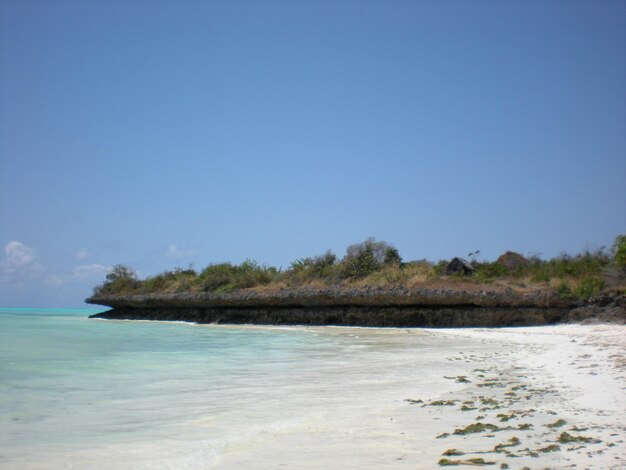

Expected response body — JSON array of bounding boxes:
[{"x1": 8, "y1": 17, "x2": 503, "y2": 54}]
[{"x1": 1, "y1": 0, "x2": 625, "y2": 307}]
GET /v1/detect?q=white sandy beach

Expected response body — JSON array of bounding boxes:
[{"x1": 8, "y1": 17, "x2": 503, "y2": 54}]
[
  {"x1": 3, "y1": 322, "x2": 624, "y2": 470},
  {"x1": 212, "y1": 324, "x2": 626, "y2": 470}
]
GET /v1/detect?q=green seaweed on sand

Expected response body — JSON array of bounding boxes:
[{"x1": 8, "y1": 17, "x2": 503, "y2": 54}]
[
  {"x1": 558, "y1": 431, "x2": 597, "y2": 444},
  {"x1": 453, "y1": 422, "x2": 500, "y2": 435},
  {"x1": 480, "y1": 398, "x2": 499, "y2": 406},
  {"x1": 404, "y1": 399, "x2": 423, "y2": 405},
  {"x1": 545, "y1": 419, "x2": 567, "y2": 428},
  {"x1": 494, "y1": 437, "x2": 520, "y2": 452},
  {"x1": 456, "y1": 376, "x2": 471, "y2": 383},
  {"x1": 442, "y1": 449, "x2": 465, "y2": 456},
  {"x1": 496, "y1": 413, "x2": 516, "y2": 422},
  {"x1": 461, "y1": 405, "x2": 477, "y2": 411},
  {"x1": 439, "y1": 458, "x2": 496, "y2": 466},
  {"x1": 569, "y1": 425, "x2": 588, "y2": 432},
  {"x1": 429, "y1": 400, "x2": 458, "y2": 406},
  {"x1": 537, "y1": 444, "x2": 561, "y2": 453}
]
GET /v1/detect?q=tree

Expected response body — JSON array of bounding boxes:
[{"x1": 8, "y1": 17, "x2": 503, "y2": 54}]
[
  {"x1": 105, "y1": 264, "x2": 137, "y2": 283},
  {"x1": 613, "y1": 234, "x2": 626, "y2": 268},
  {"x1": 342, "y1": 238, "x2": 400, "y2": 278}
]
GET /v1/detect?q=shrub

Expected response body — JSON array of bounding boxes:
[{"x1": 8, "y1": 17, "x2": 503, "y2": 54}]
[
  {"x1": 613, "y1": 234, "x2": 626, "y2": 268},
  {"x1": 199, "y1": 263, "x2": 237, "y2": 291},
  {"x1": 93, "y1": 264, "x2": 139, "y2": 295},
  {"x1": 432, "y1": 260, "x2": 448, "y2": 277},
  {"x1": 288, "y1": 251, "x2": 338, "y2": 284},
  {"x1": 556, "y1": 281, "x2": 572, "y2": 298},
  {"x1": 473, "y1": 262, "x2": 507, "y2": 282},
  {"x1": 199, "y1": 260, "x2": 278, "y2": 292},
  {"x1": 574, "y1": 276, "x2": 604, "y2": 299},
  {"x1": 383, "y1": 247, "x2": 402, "y2": 266},
  {"x1": 527, "y1": 251, "x2": 609, "y2": 282},
  {"x1": 341, "y1": 238, "x2": 400, "y2": 279}
]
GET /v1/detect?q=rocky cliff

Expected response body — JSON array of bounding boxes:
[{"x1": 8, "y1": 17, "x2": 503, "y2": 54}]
[{"x1": 86, "y1": 285, "x2": 626, "y2": 327}]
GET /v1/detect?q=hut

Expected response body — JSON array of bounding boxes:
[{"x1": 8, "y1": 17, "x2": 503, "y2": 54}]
[{"x1": 445, "y1": 257, "x2": 475, "y2": 275}]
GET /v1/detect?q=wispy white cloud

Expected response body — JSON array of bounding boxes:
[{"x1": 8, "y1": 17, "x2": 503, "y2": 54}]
[
  {"x1": 45, "y1": 263, "x2": 111, "y2": 286},
  {"x1": 76, "y1": 248, "x2": 90, "y2": 260},
  {"x1": 0, "y1": 241, "x2": 44, "y2": 284},
  {"x1": 166, "y1": 244, "x2": 198, "y2": 259}
]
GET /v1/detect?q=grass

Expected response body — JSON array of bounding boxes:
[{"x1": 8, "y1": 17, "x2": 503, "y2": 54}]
[{"x1": 92, "y1": 236, "x2": 626, "y2": 299}]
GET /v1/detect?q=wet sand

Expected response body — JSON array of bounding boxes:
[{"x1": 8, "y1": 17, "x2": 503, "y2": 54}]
[
  {"x1": 5, "y1": 323, "x2": 624, "y2": 469},
  {"x1": 216, "y1": 324, "x2": 626, "y2": 469}
]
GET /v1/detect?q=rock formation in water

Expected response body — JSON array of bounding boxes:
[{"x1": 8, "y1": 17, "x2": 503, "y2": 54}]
[{"x1": 86, "y1": 286, "x2": 625, "y2": 327}]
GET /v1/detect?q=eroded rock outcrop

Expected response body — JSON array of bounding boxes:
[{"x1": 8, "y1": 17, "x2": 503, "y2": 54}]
[{"x1": 86, "y1": 285, "x2": 625, "y2": 327}]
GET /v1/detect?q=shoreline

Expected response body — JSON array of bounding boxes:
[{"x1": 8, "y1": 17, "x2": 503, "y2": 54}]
[{"x1": 4, "y1": 311, "x2": 625, "y2": 469}]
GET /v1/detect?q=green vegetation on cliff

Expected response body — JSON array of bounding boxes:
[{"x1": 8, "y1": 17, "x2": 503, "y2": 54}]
[{"x1": 93, "y1": 236, "x2": 626, "y2": 300}]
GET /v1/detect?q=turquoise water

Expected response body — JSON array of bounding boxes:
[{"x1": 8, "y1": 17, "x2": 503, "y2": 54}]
[{"x1": 0, "y1": 307, "x2": 474, "y2": 469}]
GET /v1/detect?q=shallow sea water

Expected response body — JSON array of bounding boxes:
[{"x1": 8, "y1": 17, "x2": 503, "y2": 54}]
[{"x1": 0, "y1": 307, "x2": 485, "y2": 469}]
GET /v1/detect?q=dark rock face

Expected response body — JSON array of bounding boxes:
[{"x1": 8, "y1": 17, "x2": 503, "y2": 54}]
[
  {"x1": 90, "y1": 305, "x2": 572, "y2": 327},
  {"x1": 567, "y1": 294, "x2": 626, "y2": 324},
  {"x1": 87, "y1": 285, "x2": 626, "y2": 327},
  {"x1": 85, "y1": 286, "x2": 625, "y2": 327},
  {"x1": 445, "y1": 258, "x2": 475, "y2": 275}
]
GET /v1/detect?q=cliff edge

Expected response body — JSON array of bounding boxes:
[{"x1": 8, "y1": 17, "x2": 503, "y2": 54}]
[{"x1": 86, "y1": 285, "x2": 626, "y2": 327}]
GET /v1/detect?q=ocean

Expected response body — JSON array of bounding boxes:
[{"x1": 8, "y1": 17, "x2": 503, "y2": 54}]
[{"x1": 0, "y1": 307, "x2": 482, "y2": 469}]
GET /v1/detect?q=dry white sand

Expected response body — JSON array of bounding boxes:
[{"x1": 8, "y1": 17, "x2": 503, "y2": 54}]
[
  {"x1": 215, "y1": 324, "x2": 626, "y2": 469},
  {"x1": 421, "y1": 324, "x2": 626, "y2": 469}
]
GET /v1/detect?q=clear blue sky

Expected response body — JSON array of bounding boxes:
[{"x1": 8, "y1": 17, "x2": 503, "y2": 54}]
[{"x1": 1, "y1": 0, "x2": 625, "y2": 307}]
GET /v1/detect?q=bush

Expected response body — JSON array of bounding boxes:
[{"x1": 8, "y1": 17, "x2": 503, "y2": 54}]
[
  {"x1": 288, "y1": 251, "x2": 338, "y2": 284},
  {"x1": 199, "y1": 260, "x2": 278, "y2": 292},
  {"x1": 527, "y1": 251, "x2": 609, "y2": 283},
  {"x1": 341, "y1": 238, "x2": 400, "y2": 279},
  {"x1": 473, "y1": 262, "x2": 507, "y2": 282},
  {"x1": 432, "y1": 260, "x2": 448, "y2": 277},
  {"x1": 574, "y1": 276, "x2": 604, "y2": 299},
  {"x1": 613, "y1": 234, "x2": 626, "y2": 268},
  {"x1": 93, "y1": 264, "x2": 139, "y2": 295},
  {"x1": 199, "y1": 263, "x2": 237, "y2": 291}
]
